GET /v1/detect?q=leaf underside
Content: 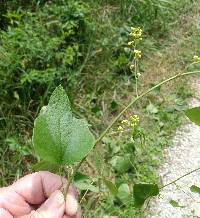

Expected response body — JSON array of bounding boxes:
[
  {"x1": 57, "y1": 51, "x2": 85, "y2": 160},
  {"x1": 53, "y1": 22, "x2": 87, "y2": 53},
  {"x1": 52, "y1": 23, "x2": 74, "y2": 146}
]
[{"x1": 33, "y1": 85, "x2": 95, "y2": 165}]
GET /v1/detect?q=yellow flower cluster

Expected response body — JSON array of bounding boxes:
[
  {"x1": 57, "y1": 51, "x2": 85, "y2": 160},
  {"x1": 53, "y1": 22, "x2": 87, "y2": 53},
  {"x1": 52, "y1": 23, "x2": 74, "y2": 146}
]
[
  {"x1": 128, "y1": 27, "x2": 142, "y2": 76},
  {"x1": 130, "y1": 115, "x2": 139, "y2": 124},
  {"x1": 129, "y1": 27, "x2": 142, "y2": 40},
  {"x1": 128, "y1": 27, "x2": 143, "y2": 48},
  {"x1": 192, "y1": 55, "x2": 200, "y2": 63},
  {"x1": 118, "y1": 115, "x2": 140, "y2": 133}
]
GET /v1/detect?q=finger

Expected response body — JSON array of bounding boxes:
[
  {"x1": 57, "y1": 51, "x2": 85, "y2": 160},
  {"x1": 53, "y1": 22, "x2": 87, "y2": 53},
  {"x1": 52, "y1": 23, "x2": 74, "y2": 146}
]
[
  {"x1": 76, "y1": 206, "x2": 82, "y2": 218},
  {"x1": 64, "y1": 205, "x2": 82, "y2": 218},
  {"x1": 36, "y1": 190, "x2": 65, "y2": 218},
  {"x1": 0, "y1": 208, "x2": 13, "y2": 218},
  {"x1": 65, "y1": 193, "x2": 79, "y2": 216},
  {"x1": 20, "y1": 190, "x2": 65, "y2": 218},
  {"x1": 11, "y1": 171, "x2": 63, "y2": 204},
  {"x1": 10, "y1": 171, "x2": 76, "y2": 205},
  {"x1": 0, "y1": 187, "x2": 32, "y2": 216}
]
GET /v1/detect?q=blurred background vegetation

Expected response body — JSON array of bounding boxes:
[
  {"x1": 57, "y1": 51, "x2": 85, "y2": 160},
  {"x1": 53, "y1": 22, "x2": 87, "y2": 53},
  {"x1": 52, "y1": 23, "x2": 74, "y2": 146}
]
[{"x1": 0, "y1": 0, "x2": 200, "y2": 217}]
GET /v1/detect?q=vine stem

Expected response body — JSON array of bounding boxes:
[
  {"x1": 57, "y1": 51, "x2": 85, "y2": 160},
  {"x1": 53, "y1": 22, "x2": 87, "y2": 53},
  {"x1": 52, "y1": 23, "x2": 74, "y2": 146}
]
[
  {"x1": 65, "y1": 70, "x2": 200, "y2": 196},
  {"x1": 160, "y1": 166, "x2": 200, "y2": 189}
]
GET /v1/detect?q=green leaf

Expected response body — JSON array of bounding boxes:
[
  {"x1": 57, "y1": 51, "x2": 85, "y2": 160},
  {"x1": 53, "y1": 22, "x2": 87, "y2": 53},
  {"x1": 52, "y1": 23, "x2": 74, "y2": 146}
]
[
  {"x1": 33, "y1": 85, "x2": 95, "y2": 165},
  {"x1": 169, "y1": 199, "x2": 184, "y2": 208},
  {"x1": 185, "y1": 107, "x2": 200, "y2": 126},
  {"x1": 110, "y1": 155, "x2": 132, "y2": 173},
  {"x1": 190, "y1": 185, "x2": 200, "y2": 194},
  {"x1": 133, "y1": 183, "x2": 159, "y2": 207},
  {"x1": 124, "y1": 142, "x2": 135, "y2": 153},
  {"x1": 33, "y1": 161, "x2": 59, "y2": 173},
  {"x1": 74, "y1": 172, "x2": 98, "y2": 193},
  {"x1": 146, "y1": 103, "x2": 159, "y2": 114},
  {"x1": 104, "y1": 179, "x2": 118, "y2": 196},
  {"x1": 117, "y1": 183, "x2": 131, "y2": 204}
]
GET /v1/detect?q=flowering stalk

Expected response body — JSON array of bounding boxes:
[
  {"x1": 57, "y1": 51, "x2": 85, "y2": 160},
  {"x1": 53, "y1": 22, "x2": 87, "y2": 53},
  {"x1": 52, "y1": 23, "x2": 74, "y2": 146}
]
[{"x1": 128, "y1": 27, "x2": 142, "y2": 97}]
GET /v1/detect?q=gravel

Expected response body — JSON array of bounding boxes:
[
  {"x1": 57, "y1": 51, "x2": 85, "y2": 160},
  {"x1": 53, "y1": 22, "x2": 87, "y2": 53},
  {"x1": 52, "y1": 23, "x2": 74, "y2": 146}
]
[{"x1": 145, "y1": 79, "x2": 200, "y2": 218}]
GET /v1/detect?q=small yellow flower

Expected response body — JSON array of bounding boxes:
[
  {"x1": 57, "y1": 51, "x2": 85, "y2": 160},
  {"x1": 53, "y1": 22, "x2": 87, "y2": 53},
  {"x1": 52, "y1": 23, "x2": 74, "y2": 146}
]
[
  {"x1": 192, "y1": 55, "x2": 200, "y2": 62},
  {"x1": 130, "y1": 64, "x2": 135, "y2": 70},
  {"x1": 137, "y1": 72, "x2": 141, "y2": 77},
  {"x1": 133, "y1": 50, "x2": 141, "y2": 59},
  {"x1": 128, "y1": 41, "x2": 134, "y2": 46},
  {"x1": 117, "y1": 126, "x2": 124, "y2": 132},
  {"x1": 121, "y1": 119, "x2": 130, "y2": 126}
]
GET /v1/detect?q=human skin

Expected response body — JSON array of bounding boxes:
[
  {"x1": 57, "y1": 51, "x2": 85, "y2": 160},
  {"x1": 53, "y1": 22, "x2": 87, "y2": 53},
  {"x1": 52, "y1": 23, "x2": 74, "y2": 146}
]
[{"x1": 0, "y1": 171, "x2": 81, "y2": 218}]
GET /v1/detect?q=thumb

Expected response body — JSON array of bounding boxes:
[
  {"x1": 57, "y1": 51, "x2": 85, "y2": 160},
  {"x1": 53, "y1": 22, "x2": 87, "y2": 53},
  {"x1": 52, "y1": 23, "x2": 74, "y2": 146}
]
[{"x1": 20, "y1": 190, "x2": 65, "y2": 218}]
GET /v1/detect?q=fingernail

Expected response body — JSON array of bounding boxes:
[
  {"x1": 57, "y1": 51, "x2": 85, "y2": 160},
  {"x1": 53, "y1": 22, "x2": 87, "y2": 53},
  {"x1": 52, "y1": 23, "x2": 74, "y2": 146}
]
[{"x1": 65, "y1": 194, "x2": 79, "y2": 216}]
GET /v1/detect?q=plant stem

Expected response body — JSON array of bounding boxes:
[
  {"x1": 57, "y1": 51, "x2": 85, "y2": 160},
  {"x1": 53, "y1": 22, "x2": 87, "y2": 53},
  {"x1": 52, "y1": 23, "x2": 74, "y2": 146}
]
[
  {"x1": 160, "y1": 166, "x2": 200, "y2": 189},
  {"x1": 65, "y1": 158, "x2": 84, "y2": 197},
  {"x1": 65, "y1": 70, "x2": 200, "y2": 196},
  {"x1": 134, "y1": 59, "x2": 139, "y2": 97}
]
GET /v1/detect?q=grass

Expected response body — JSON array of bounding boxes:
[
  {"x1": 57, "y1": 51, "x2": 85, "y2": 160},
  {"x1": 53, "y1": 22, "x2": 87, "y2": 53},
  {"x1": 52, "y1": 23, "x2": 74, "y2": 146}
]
[{"x1": 0, "y1": 0, "x2": 200, "y2": 217}]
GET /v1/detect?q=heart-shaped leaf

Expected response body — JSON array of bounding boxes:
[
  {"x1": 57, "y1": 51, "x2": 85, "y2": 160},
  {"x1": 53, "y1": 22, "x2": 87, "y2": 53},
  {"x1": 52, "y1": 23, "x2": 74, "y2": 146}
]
[
  {"x1": 185, "y1": 107, "x2": 200, "y2": 126},
  {"x1": 33, "y1": 85, "x2": 95, "y2": 165},
  {"x1": 133, "y1": 183, "x2": 159, "y2": 207}
]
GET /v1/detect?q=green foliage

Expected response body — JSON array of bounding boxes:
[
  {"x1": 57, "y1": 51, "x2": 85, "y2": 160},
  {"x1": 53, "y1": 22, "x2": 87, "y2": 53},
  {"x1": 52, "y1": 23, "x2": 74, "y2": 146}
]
[
  {"x1": 146, "y1": 103, "x2": 159, "y2": 114},
  {"x1": 5, "y1": 137, "x2": 31, "y2": 156},
  {"x1": 130, "y1": 0, "x2": 192, "y2": 31},
  {"x1": 0, "y1": 0, "x2": 89, "y2": 113},
  {"x1": 185, "y1": 107, "x2": 200, "y2": 126},
  {"x1": 117, "y1": 183, "x2": 132, "y2": 204},
  {"x1": 33, "y1": 85, "x2": 95, "y2": 164},
  {"x1": 133, "y1": 183, "x2": 159, "y2": 207},
  {"x1": 190, "y1": 185, "x2": 200, "y2": 194},
  {"x1": 74, "y1": 172, "x2": 98, "y2": 193},
  {"x1": 104, "y1": 179, "x2": 118, "y2": 196},
  {"x1": 110, "y1": 155, "x2": 132, "y2": 173},
  {"x1": 33, "y1": 161, "x2": 59, "y2": 173},
  {"x1": 169, "y1": 199, "x2": 184, "y2": 208}
]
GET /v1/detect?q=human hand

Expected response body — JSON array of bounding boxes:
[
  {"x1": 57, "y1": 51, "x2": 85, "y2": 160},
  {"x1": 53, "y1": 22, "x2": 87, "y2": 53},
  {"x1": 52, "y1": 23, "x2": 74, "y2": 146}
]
[{"x1": 0, "y1": 171, "x2": 81, "y2": 218}]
